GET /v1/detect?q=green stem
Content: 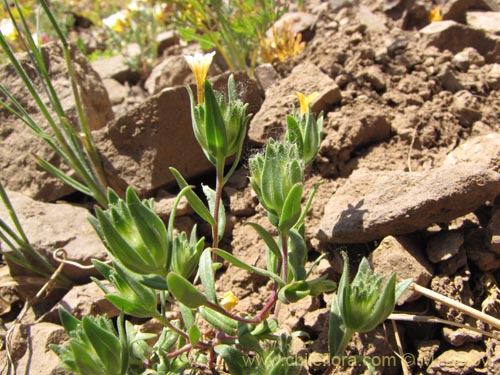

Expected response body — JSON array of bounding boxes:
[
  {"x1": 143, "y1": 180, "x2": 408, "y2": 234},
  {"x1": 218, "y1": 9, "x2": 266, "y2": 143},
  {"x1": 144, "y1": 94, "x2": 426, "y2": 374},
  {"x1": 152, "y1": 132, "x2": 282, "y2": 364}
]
[
  {"x1": 280, "y1": 231, "x2": 289, "y2": 283},
  {"x1": 212, "y1": 164, "x2": 224, "y2": 260},
  {"x1": 324, "y1": 328, "x2": 355, "y2": 375}
]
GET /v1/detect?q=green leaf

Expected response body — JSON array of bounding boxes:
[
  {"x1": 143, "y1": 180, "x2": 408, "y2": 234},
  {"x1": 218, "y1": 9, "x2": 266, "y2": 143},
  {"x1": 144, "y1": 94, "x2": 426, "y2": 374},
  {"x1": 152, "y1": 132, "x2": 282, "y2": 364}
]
[
  {"x1": 200, "y1": 306, "x2": 238, "y2": 335},
  {"x1": 278, "y1": 281, "x2": 311, "y2": 304},
  {"x1": 212, "y1": 248, "x2": 285, "y2": 286},
  {"x1": 293, "y1": 181, "x2": 322, "y2": 230},
  {"x1": 214, "y1": 345, "x2": 246, "y2": 375},
  {"x1": 105, "y1": 295, "x2": 157, "y2": 319},
  {"x1": 169, "y1": 167, "x2": 215, "y2": 226},
  {"x1": 288, "y1": 229, "x2": 307, "y2": 281},
  {"x1": 35, "y1": 157, "x2": 92, "y2": 196},
  {"x1": 167, "y1": 272, "x2": 208, "y2": 309},
  {"x1": 396, "y1": 278, "x2": 413, "y2": 302},
  {"x1": 189, "y1": 325, "x2": 202, "y2": 345},
  {"x1": 59, "y1": 307, "x2": 80, "y2": 333},
  {"x1": 202, "y1": 184, "x2": 226, "y2": 240},
  {"x1": 82, "y1": 317, "x2": 122, "y2": 374},
  {"x1": 204, "y1": 80, "x2": 228, "y2": 158},
  {"x1": 199, "y1": 248, "x2": 217, "y2": 303},
  {"x1": 238, "y1": 323, "x2": 263, "y2": 355},
  {"x1": 139, "y1": 274, "x2": 169, "y2": 290},
  {"x1": 244, "y1": 222, "x2": 280, "y2": 258},
  {"x1": 69, "y1": 341, "x2": 105, "y2": 375},
  {"x1": 278, "y1": 183, "x2": 303, "y2": 232}
]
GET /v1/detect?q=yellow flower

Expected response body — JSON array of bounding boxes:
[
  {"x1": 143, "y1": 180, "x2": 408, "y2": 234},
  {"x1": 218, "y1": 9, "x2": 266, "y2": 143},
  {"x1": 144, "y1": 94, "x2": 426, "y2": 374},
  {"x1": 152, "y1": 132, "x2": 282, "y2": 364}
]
[
  {"x1": 102, "y1": 10, "x2": 130, "y2": 34},
  {"x1": 1, "y1": 18, "x2": 17, "y2": 42},
  {"x1": 184, "y1": 51, "x2": 216, "y2": 104},
  {"x1": 429, "y1": 7, "x2": 442, "y2": 22},
  {"x1": 294, "y1": 91, "x2": 318, "y2": 115},
  {"x1": 220, "y1": 291, "x2": 238, "y2": 312}
]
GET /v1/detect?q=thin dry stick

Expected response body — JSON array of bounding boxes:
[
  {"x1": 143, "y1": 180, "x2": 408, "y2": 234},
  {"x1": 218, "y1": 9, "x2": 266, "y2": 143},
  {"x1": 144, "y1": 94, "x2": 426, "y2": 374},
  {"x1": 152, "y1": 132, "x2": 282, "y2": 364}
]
[
  {"x1": 389, "y1": 313, "x2": 500, "y2": 341},
  {"x1": 411, "y1": 283, "x2": 500, "y2": 331},
  {"x1": 5, "y1": 250, "x2": 66, "y2": 375},
  {"x1": 52, "y1": 248, "x2": 110, "y2": 269},
  {"x1": 406, "y1": 123, "x2": 419, "y2": 172},
  {"x1": 391, "y1": 320, "x2": 411, "y2": 375}
]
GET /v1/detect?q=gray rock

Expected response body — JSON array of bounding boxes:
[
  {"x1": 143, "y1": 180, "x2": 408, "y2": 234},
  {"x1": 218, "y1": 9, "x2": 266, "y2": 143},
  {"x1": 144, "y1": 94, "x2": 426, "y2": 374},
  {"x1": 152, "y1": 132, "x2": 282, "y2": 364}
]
[
  {"x1": 420, "y1": 20, "x2": 500, "y2": 63},
  {"x1": 452, "y1": 90, "x2": 482, "y2": 126},
  {"x1": 249, "y1": 63, "x2": 341, "y2": 145},
  {"x1": 95, "y1": 72, "x2": 262, "y2": 196},
  {"x1": 156, "y1": 30, "x2": 180, "y2": 56},
  {"x1": 0, "y1": 190, "x2": 107, "y2": 283},
  {"x1": 254, "y1": 63, "x2": 279, "y2": 91},
  {"x1": 0, "y1": 43, "x2": 114, "y2": 201},
  {"x1": 464, "y1": 228, "x2": 500, "y2": 271},
  {"x1": 487, "y1": 63, "x2": 500, "y2": 90},
  {"x1": 103, "y1": 78, "x2": 129, "y2": 105},
  {"x1": 144, "y1": 55, "x2": 192, "y2": 95},
  {"x1": 318, "y1": 165, "x2": 500, "y2": 243},
  {"x1": 369, "y1": 235, "x2": 434, "y2": 304},
  {"x1": 452, "y1": 47, "x2": 485, "y2": 71},
  {"x1": 426, "y1": 230, "x2": 464, "y2": 263},
  {"x1": 442, "y1": 0, "x2": 499, "y2": 23},
  {"x1": 357, "y1": 6, "x2": 388, "y2": 34},
  {"x1": 438, "y1": 247, "x2": 468, "y2": 275},
  {"x1": 438, "y1": 65, "x2": 464, "y2": 93},
  {"x1": 427, "y1": 346, "x2": 486, "y2": 375},
  {"x1": 91, "y1": 54, "x2": 140, "y2": 84},
  {"x1": 444, "y1": 133, "x2": 500, "y2": 173}
]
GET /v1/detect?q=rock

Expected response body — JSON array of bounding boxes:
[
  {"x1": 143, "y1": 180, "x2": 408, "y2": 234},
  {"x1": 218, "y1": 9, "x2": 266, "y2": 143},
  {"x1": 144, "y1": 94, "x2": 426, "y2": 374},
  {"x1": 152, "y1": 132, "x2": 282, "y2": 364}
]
[
  {"x1": 359, "y1": 66, "x2": 387, "y2": 91},
  {"x1": 144, "y1": 55, "x2": 192, "y2": 95},
  {"x1": 0, "y1": 190, "x2": 107, "y2": 283},
  {"x1": 438, "y1": 247, "x2": 468, "y2": 275},
  {"x1": 95, "y1": 72, "x2": 262, "y2": 197},
  {"x1": 426, "y1": 230, "x2": 464, "y2": 263},
  {"x1": 442, "y1": 0, "x2": 499, "y2": 23},
  {"x1": 420, "y1": 20, "x2": 500, "y2": 63},
  {"x1": 9, "y1": 322, "x2": 67, "y2": 375},
  {"x1": 225, "y1": 186, "x2": 257, "y2": 217},
  {"x1": 254, "y1": 63, "x2": 280, "y2": 91},
  {"x1": 156, "y1": 30, "x2": 180, "y2": 56},
  {"x1": 248, "y1": 63, "x2": 341, "y2": 145},
  {"x1": 318, "y1": 165, "x2": 500, "y2": 244},
  {"x1": 443, "y1": 324, "x2": 484, "y2": 346},
  {"x1": 103, "y1": 78, "x2": 129, "y2": 105},
  {"x1": 91, "y1": 54, "x2": 140, "y2": 84},
  {"x1": 268, "y1": 12, "x2": 317, "y2": 42},
  {"x1": 467, "y1": 11, "x2": 500, "y2": 35},
  {"x1": 402, "y1": 2, "x2": 431, "y2": 31},
  {"x1": 487, "y1": 63, "x2": 500, "y2": 90},
  {"x1": 431, "y1": 273, "x2": 474, "y2": 323},
  {"x1": 452, "y1": 47, "x2": 485, "y2": 71},
  {"x1": 427, "y1": 346, "x2": 486, "y2": 375},
  {"x1": 0, "y1": 43, "x2": 114, "y2": 202},
  {"x1": 44, "y1": 281, "x2": 119, "y2": 322},
  {"x1": 451, "y1": 90, "x2": 482, "y2": 126},
  {"x1": 488, "y1": 208, "x2": 500, "y2": 253},
  {"x1": 153, "y1": 190, "x2": 193, "y2": 220},
  {"x1": 444, "y1": 133, "x2": 500, "y2": 172},
  {"x1": 464, "y1": 228, "x2": 500, "y2": 271},
  {"x1": 438, "y1": 65, "x2": 464, "y2": 93},
  {"x1": 357, "y1": 6, "x2": 388, "y2": 34},
  {"x1": 416, "y1": 340, "x2": 440, "y2": 369},
  {"x1": 369, "y1": 235, "x2": 434, "y2": 303},
  {"x1": 485, "y1": 338, "x2": 500, "y2": 375}
]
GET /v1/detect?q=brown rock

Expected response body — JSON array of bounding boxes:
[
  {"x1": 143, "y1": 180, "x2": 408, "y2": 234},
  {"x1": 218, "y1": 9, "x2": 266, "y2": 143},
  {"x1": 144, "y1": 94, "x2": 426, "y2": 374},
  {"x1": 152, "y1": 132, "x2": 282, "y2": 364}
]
[
  {"x1": 443, "y1": 322, "x2": 484, "y2": 346},
  {"x1": 426, "y1": 230, "x2": 464, "y2": 263},
  {"x1": 420, "y1": 20, "x2": 500, "y2": 63},
  {"x1": 442, "y1": 0, "x2": 499, "y2": 23},
  {"x1": 427, "y1": 346, "x2": 486, "y2": 375},
  {"x1": 467, "y1": 11, "x2": 500, "y2": 35},
  {"x1": 0, "y1": 43, "x2": 114, "y2": 201},
  {"x1": 464, "y1": 228, "x2": 500, "y2": 271},
  {"x1": 0, "y1": 190, "x2": 107, "y2": 283},
  {"x1": 444, "y1": 133, "x2": 500, "y2": 173},
  {"x1": 488, "y1": 207, "x2": 500, "y2": 254},
  {"x1": 91, "y1": 54, "x2": 140, "y2": 84},
  {"x1": 369, "y1": 236, "x2": 434, "y2": 303},
  {"x1": 156, "y1": 30, "x2": 180, "y2": 56},
  {"x1": 268, "y1": 12, "x2": 317, "y2": 42},
  {"x1": 103, "y1": 78, "x2": 129, "y2": 105},
  {"x1": 254, "y1": 63, "x2": 280, "y2": 91},
  {"x1": 9, "y1": 322, "x2": 67, "y2": 375},
  {"x1": 431, "y1": 273, "x2": 474, "y2": 323},
  {"x1": 248, "y1": 63, "x2": 341, "y2": 145},
  {"x1": 318, "y1": 165, "x2": 500, "y2": 244},
  {"x1": 95, "y1": 72, "x2": 262, "y2": 196}
]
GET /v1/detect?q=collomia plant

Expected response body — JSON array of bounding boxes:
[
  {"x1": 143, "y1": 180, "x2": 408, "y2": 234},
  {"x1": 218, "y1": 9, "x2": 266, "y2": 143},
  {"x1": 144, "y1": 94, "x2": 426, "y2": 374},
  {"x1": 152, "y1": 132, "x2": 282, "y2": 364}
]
[{"x1": 49, "y1": 51, "x2": 411, "y2": 375}]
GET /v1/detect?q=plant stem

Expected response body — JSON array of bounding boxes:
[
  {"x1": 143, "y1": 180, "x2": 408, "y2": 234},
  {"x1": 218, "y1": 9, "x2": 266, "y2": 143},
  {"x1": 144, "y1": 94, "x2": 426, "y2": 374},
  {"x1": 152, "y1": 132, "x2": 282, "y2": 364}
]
[
  {"x1": 280, "y1": 232, "x2": 289, "y2": 283},
  {"x1": 212, "y1": 166, "x2": 224, "y2": 259},
  {"x1": 411, "y1": 283, "x2": 500, "y2": 330}
]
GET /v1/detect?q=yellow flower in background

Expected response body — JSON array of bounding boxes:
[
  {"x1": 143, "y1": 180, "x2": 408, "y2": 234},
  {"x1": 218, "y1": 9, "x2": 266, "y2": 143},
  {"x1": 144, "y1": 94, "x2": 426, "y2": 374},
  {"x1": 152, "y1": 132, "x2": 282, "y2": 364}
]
[
  {"x1": 429, "y1": 6, "x2": 442, "y2": 22},
  {"x1": 220, "y1": 291, "x2": 238, "y2": 311},
  {"x1": 294, "y1": 91, "x2": 318, "y2": 115},
  {"x1": 102, "y1": 9, "x2": 130, "y2": 33},
  {"x1": 1, "y1": 18, "x2": 18, "y2": 42},
  {"x1": 184, "y1": 51, "x2": 216, "y2": 104}
]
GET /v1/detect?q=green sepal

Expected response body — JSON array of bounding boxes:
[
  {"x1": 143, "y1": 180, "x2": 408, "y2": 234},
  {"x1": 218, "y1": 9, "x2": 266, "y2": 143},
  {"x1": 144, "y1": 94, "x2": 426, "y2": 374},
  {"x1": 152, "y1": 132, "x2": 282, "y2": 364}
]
[
  {"x1": 278, "y1": 183, "x2": 303, "y2": 232},
  {"x1": 204, "y1": 79, "x2": 228, "y2": 159},
  {"x1": 82, "y1": 317, "x2": 122, "y2": 374},
  {"x1": 167, "y1": 272, "x2": 208, "y2": 309}
]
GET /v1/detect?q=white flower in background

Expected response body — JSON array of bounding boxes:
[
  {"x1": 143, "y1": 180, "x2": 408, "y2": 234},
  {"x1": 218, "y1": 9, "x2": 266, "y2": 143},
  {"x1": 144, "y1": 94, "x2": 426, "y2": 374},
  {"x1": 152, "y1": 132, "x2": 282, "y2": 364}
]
[
  {"x1": 102, "y1": 10, "x2": 130, "y2": 33},
  {"x1": 127, "y1": 0, "x2": 147, "y2": 13},
  {"x1": 1, "y1": 18, "x2": 17, "y2": 42}
]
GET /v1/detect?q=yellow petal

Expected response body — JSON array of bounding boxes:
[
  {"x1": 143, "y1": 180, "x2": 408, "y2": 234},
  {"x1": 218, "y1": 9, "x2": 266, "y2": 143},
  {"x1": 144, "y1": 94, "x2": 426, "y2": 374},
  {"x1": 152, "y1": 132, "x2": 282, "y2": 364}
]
[{"x1": 220, "y1": 291, "x2": 238, "y2": 311}]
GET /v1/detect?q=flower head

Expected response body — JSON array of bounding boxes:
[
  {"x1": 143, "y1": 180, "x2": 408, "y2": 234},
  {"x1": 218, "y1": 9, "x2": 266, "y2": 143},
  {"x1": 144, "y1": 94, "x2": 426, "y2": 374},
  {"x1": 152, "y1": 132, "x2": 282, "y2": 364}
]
[
  {"x1": 294, "y1": 91, "x2": 318, "y2": 115},
  {"x1": 184, "y1": 51, "x2": 216, "y2": 104},
  {"x1": 429, "y1": 6, "x2": 442, "y2": 22},
  {"x1": 220, "y1": 291, "x2": 238, "y2": 311},
  {"x1": 1, "y1": 18, "x2": 18, "y2": 42},
  {"x1": 102, "y1": 10, "x2": 130, "y2": 33}
]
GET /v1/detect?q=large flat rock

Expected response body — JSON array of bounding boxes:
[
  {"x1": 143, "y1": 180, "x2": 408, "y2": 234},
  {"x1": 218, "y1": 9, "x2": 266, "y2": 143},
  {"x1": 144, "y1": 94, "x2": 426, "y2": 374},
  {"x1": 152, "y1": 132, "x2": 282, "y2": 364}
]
[{"x1": 318, "y1": 165, "x2": 500, "y2": 243}]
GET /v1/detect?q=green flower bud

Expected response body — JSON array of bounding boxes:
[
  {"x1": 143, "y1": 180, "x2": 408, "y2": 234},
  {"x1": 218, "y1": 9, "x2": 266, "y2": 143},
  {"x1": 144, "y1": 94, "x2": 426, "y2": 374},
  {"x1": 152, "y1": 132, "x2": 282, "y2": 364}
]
[
  {"x1": 285, "y1": 93, "x2": 323, "y2": 166},
  {"x1": 249, "y1": 140, "x2": 304, "y2": 230},
  {"x1": 188, "y1": 74, "x2": 250, "y2": 169},
  {"x1": 338, "y1": 253, "x2": 399, "y2": 333},
  {"x1": 170, "y1": 225, "x2": 204, "y2": 279},
  {"x1": 89, "y1": 188, "x2": 170, "y2": 277}
]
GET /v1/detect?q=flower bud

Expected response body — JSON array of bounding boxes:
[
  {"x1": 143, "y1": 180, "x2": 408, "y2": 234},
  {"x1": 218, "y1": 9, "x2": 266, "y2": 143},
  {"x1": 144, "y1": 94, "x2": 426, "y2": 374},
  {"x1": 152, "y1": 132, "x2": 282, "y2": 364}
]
[
  {"x1": 170, "y1": 226, "x2": 204, "y2": 279},
  {"x1": 249, "y1": 140, "x2": 304, "y2": 229}
]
